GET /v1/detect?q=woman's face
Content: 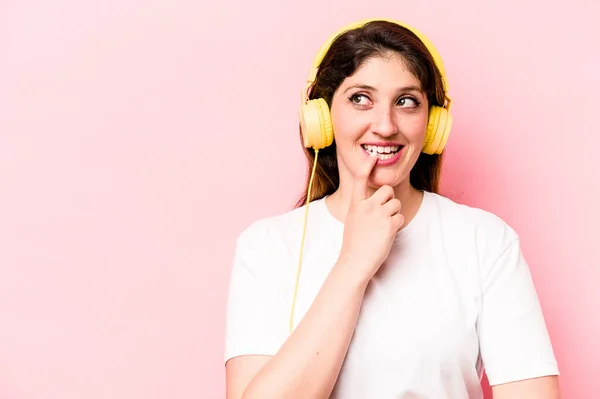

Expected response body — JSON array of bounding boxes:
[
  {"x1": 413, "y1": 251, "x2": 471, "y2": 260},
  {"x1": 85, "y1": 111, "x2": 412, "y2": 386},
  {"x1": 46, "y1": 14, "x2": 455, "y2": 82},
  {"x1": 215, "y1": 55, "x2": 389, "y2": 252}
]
[{"x1": 330, "y1": 52, "x2": 429, "y2": 192}]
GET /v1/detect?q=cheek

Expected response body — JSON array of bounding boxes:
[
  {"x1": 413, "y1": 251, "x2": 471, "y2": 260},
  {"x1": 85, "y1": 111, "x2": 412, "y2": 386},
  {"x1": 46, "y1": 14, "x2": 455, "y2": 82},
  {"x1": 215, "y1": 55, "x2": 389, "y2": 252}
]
[
  {"x1": 406, "y1": 113, "x2": 430, "y2": 140},
  {"x1": 331, "y1": 113, "x2": 362, "y2": 145}
]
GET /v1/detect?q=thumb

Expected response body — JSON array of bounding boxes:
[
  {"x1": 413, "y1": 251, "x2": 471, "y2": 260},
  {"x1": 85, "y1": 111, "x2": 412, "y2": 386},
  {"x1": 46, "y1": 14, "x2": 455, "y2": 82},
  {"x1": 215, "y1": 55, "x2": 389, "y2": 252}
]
[{"x1": 351, "y1": 152, "x2": 378, "y2": 202}]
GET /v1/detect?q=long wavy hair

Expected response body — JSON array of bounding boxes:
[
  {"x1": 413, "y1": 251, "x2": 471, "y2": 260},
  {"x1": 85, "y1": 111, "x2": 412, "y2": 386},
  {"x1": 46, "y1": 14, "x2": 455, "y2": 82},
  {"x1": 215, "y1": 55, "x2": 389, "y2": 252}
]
[{"x1": 295, "y1": 20, "x2": 447, "y2": 208}]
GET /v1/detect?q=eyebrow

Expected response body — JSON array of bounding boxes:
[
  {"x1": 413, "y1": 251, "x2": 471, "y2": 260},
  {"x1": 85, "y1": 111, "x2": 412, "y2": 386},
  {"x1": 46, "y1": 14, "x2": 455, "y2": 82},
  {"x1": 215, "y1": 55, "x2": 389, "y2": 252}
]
[{"x1": 343, "y1": 84, "x2": 423, "y2": 94}]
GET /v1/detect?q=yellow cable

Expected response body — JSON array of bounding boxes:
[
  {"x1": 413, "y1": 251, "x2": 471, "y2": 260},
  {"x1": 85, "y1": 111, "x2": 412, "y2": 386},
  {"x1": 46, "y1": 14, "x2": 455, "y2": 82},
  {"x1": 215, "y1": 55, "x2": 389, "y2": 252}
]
[{"x1": 289, "y1": 149, "x2": 320, "y2": 333}]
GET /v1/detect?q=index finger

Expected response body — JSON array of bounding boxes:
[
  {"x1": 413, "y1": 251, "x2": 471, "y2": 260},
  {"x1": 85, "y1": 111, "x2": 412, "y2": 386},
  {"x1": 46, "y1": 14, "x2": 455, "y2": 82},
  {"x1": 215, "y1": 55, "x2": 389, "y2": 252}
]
[{"x1": 351, "y1": 152, "x2": 378, "y2": 202}]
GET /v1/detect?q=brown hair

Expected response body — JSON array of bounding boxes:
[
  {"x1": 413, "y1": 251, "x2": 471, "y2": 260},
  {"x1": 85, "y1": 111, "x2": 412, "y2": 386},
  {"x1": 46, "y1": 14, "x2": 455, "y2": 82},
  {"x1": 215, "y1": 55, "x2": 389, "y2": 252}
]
[{"x1": 295, "y1": 20, "x2": 447, "y2": 208}]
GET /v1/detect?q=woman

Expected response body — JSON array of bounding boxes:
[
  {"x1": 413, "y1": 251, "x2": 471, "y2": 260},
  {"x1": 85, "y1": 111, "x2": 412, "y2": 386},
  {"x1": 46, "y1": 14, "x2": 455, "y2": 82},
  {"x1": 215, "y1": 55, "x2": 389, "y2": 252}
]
[{"x1": 224, "y1": 19, "x2": 560, "y2": 398}]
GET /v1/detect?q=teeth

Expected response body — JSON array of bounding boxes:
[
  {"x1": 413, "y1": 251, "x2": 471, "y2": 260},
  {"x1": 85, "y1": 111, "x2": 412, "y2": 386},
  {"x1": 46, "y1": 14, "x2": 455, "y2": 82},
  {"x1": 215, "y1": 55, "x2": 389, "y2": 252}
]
[
  {"x1": 378, "y1": 153, "x2": 395, "y2": 160},
  {"x1": 362, "y1": 144, "x2": 400, "y2": 154}
]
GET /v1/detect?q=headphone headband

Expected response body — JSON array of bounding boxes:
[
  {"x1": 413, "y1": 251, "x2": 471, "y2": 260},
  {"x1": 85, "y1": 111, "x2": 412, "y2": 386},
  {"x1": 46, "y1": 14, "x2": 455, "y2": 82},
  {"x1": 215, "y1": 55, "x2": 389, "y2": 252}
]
[{"x1": 301, "y1": 18, "x2": 452, "y2": 111}]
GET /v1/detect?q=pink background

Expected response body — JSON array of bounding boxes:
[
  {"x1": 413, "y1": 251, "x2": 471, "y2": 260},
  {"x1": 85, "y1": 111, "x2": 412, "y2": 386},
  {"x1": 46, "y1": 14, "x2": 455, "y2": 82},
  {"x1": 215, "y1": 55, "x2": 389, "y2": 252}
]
[{"x1": 1, "y1": 0, "x2": 598, "y2": 398}]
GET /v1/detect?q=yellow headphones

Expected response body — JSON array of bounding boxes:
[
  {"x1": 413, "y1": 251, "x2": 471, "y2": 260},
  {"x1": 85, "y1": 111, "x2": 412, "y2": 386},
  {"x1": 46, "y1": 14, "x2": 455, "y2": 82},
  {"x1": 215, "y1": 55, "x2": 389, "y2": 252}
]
[
  {"x1": 289, "y1": 19, "x2": 453, "y2": 333},
  {"x1": 299, "y1": 18, "x2": 453, "y2": 155}
]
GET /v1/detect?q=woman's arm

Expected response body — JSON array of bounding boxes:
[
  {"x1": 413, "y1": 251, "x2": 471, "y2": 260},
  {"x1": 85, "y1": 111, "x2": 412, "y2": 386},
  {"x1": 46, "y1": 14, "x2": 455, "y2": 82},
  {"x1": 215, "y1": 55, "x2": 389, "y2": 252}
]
[
  {"x1": 492, "y1": 375, "x2": 561, "y2": 398},
  {"x1": 226, "y1": 155, "x2": 403, "y2": 399},
  {"x1": 475, "y1": 221, "x2": 560, "y2": 396},
  {"x1": 226, "y1": 259, "x2": 369, "y2": 399}
]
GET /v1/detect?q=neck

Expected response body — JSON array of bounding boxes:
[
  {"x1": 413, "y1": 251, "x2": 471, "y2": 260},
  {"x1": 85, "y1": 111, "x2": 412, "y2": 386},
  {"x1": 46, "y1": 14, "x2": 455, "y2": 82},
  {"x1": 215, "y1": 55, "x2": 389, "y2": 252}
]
[{"x1": 325, "y1": 178, "x2": 424, "y2": 228}]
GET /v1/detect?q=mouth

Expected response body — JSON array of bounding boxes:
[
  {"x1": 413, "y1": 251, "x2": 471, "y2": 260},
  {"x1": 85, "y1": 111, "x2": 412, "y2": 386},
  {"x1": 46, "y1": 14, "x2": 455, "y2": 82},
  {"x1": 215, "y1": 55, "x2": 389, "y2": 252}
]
[{"x1": 361, "y1": 144, "x2": 404, "y2": 161}]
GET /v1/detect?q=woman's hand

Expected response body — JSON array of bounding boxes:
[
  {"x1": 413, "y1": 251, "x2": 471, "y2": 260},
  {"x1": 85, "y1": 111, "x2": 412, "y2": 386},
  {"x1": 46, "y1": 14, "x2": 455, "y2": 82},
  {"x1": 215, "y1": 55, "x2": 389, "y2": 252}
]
[{"x1": 338, "y1": 153, "x2": 405, "y2": 282}]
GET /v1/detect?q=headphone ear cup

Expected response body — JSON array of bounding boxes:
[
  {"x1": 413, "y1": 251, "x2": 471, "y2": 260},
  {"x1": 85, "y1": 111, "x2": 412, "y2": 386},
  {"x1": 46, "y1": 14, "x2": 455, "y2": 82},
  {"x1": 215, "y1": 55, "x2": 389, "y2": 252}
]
[
  {"x1": 300, "y1": 98, "x2": 334, "y2": 150},
  {"x1": 435, "y1": 109, "x2": 452, "y2": 154},
  {"x1": 422, "y1": 105, "x2": 452, "y2": 155}
]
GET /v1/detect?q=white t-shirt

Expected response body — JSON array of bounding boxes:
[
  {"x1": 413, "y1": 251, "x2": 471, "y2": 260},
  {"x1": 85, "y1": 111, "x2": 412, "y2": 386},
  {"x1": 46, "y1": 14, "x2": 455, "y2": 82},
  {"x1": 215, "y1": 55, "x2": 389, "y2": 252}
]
[{"x1": 224, "y1": 191, "x2": 559, "y2": 398}]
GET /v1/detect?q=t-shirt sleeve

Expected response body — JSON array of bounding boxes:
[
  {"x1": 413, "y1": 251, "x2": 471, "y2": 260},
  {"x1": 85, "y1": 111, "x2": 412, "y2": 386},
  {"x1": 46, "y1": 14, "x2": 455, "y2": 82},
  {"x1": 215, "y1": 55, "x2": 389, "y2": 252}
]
[
  {"x1": 478, "y1": 235, "x2": 559, "y2": 386},
  {"x1": 224, "y1": 223, "x2": 291, "y2": 364}
]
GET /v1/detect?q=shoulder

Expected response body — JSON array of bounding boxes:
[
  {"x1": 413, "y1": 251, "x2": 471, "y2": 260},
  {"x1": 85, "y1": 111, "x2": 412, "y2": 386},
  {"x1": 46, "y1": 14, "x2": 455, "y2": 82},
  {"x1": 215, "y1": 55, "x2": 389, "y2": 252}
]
[
  {"x1": 424, "y1": 192, "x2": 521, "y2": 270},
  {"x1": 235, "y1": 201, "x2": 315, "y2": 249},
  {"x1": 232, "y1": 199, "x2": 328, "y2": 274},
  {"x1": 426, "y1": 191, "x2": 519, "y2": 242}
]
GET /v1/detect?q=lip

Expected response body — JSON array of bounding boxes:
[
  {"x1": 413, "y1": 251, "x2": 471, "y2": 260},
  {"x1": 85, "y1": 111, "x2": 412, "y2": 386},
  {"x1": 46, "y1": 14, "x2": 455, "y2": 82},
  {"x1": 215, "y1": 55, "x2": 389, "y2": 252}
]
[
  {"x1": 361, "y1": 145, "x2": 404, "y2": 166},
  {"x1": 361, "y1": 142, "x2": 403, "y2": 147}
]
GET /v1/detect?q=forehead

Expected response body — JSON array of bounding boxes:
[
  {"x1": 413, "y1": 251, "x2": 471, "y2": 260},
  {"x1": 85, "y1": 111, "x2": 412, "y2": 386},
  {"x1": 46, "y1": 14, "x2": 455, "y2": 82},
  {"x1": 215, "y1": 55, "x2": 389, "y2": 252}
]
[{"x1": 342, "y1": 53, "x2": 421, "y2": 89}]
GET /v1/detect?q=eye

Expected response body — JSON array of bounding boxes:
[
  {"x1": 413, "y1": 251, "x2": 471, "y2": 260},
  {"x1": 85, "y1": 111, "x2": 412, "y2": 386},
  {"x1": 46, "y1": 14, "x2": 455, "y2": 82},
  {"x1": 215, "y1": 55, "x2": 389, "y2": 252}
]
[
  {"x1": 397, "y1": 97, "x2": 420, "y2": 108},
  {"x1": 348, "y1": 93, "x2": 372, "y2": 106}
]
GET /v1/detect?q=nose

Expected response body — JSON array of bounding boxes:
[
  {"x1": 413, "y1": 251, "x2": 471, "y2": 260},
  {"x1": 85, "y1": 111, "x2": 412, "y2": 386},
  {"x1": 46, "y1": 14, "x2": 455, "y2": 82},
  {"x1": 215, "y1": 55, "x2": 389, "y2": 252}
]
[{"x1": 371, "y1": 106, "x2": 398, "y2": 137}]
